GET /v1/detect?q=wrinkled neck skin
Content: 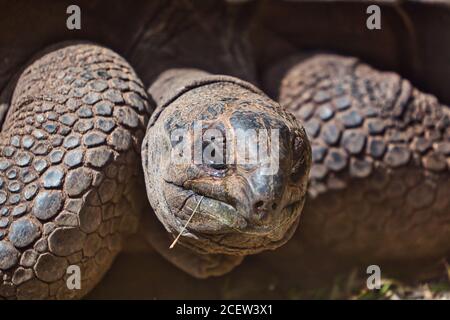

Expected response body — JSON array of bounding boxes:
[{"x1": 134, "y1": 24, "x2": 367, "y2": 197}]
[{"x1": 142, "y1": 69, "x2": 311, "y2": 257}]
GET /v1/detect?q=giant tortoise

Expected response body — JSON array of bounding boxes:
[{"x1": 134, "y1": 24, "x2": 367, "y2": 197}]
[{"x1": 0, "y1": 0, "x2": 449, "y2": 299}]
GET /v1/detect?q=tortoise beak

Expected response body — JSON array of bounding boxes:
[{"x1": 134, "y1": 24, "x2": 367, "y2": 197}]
[{"x1": 236, "y1": 165, "x2": 286, "y2": 226}]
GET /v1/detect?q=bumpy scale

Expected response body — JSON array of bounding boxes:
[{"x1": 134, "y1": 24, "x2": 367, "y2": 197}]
[
  {"x1": 0, "y1": 44, "x2": 150, "y2": 299},
  {"x1": 271, "y1": 54, "x2": 450, "y2": 263}
]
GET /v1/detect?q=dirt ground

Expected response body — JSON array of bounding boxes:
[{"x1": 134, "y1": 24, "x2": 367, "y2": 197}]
[{"x1": 87, "y1": 250, "x2": 450, "y2": 300}]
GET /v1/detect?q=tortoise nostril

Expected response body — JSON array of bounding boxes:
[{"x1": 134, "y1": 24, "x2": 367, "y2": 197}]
[
  {"x1": 254, "y1": 201, "x2": 264, "y2": 210},
  {"x1": 253, "y1": 200, "x2": 278, "y2": 213}
]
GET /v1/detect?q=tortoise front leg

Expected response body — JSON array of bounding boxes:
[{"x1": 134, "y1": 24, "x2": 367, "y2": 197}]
[
  {"x1": 265, "y1": 54, "x2": 450, "y2": 265},
  {"x1": 0, "y1": 43, "x2": 149, "y2": 299}
]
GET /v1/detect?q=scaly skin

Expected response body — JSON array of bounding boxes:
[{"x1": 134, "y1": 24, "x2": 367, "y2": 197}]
[
  {"x1": 268, "y1": 54, "x2": 450, "y2": 264},
  {"x1": 0, "y1": 44, "x2": 150, "y2": 299}
]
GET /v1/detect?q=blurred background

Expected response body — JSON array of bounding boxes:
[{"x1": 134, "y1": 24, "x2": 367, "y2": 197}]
[{"x1": 1, "y1": 0, "x2": 449, "y2": 299}]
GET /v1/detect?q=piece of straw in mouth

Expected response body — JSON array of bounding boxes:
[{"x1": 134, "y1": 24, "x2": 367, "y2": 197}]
[{"x1": 169, "y1": 195, "x2": 204, "y2": 249}]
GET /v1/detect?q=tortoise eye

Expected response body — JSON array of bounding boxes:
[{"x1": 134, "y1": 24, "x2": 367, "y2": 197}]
[
  {"x1": 203, "y1": 139, "x2": 227, "y2": 170},
  {"x1": 209, "y1": 162, "x2": 227, "y2": 170},
  {"x1": 202, "y1": 135, "x2": 227, "y2": 172}
]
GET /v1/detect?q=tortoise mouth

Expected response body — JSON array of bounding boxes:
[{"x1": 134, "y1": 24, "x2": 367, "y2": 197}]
[
  {"x1": 179, "y1": 193, "x2": 248, "y2": 233},
  {"x1": 179, "y1": 193, "x2": 302, "y2": 236},
  {"x1": 159, "y1": 180, "x2": 304, "y2": 255},
  {"x1": 177, "y1": 201, "x2": 303, "y2": 256}
]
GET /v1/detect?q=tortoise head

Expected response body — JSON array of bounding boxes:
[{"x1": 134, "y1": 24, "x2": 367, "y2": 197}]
[{"x1": 142, "y1": 70, "x2": 311, "y2": 256}]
